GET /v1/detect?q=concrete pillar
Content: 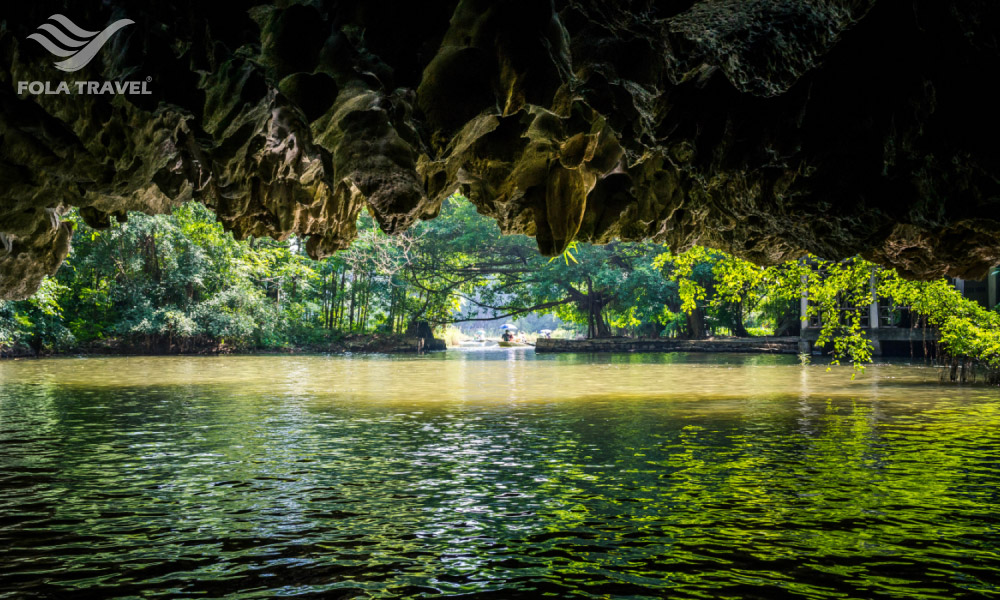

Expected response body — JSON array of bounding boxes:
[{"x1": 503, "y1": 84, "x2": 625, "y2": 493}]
[
  {"x1": 869, "y1": 272, "x2": 879, "y2": 328},
  {"x1": 800, "y1": 273, "x2": 809, "y2": 328},
  {"x1": 870, "y1": 338, "x2": 882, "y2": 357},
  {"x1": 798, "y1": 267, "x2": 811, "y2": 355},
  {"x1": 954, "y1": 277, "x2": 965, "y2": 297},
  {"x1": 989, "y1": 269, "x2": 998, "y2": 310}
]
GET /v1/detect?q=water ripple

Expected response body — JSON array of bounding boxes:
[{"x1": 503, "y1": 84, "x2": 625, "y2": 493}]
[{"x1": 1, "y1": 353, "x2": 999, "y2": 598}]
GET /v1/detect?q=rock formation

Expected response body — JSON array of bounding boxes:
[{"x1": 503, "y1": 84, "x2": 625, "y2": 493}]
[{"x1": 2, "y1": 0, "x2": 999, "y2": 299}]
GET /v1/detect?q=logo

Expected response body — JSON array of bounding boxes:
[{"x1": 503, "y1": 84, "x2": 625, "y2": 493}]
[
  {"x1": 27, "y1": 13, "x2": 134, "y2": 72},
  {"x1": 17, "y1": 13, "x2": 149, "y2": 96}
]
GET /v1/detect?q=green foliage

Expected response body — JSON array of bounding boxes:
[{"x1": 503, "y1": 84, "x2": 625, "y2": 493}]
[
  {"x1": 2, "y1": 196, "x2": 996, "y2": 382},
  {"x1": 659, "y1": 245, "x2": 801, "y2": 338},
  {"x1": 804, "y1": 259, "x2": 875, "y2": 374},
  {"x1": 0, "y1": 278, "x2": 76, "y2": 353},
  {"x1": 798, "y1": 258, "x2": 999, "y2": 376},
  {"x1": 665, "y1": 247, "x2": 1000, "y2": 379},
  {"x1": 880, "y1": 273, "x2": 1000, "y2": 371}
]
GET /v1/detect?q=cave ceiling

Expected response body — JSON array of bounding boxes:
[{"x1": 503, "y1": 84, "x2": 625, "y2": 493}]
[{"x1": 2, "y1": 0, "x2": 999, "y2": 299}]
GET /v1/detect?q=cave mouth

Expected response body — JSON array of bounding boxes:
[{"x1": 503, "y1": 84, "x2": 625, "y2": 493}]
[{"x1": 2, "y1": 0, "x2": 1000, "y2": 301}]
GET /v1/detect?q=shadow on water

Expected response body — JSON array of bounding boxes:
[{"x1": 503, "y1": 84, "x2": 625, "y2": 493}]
[{"x1": 1, "y1": 353, "x2": 999, "y2": 598}]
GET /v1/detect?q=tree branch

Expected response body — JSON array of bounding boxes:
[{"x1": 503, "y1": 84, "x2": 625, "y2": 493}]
[{"x1": 431, "y1": 299, "x2": 572, "y2": 324}]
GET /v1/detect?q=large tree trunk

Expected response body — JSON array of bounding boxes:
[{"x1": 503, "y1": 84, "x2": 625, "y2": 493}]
[
  {"x1": 387, "y1": 286, "x2": 395, "y2": 333},
  {"x1": 348, "y1": 277, "x2": 356, "y2": 331},
  {"x1": 390, "y1": 287, "x2": 398, "y2": 333},
  {"x1": 323, "y1": 269, "x2": 335, "y2": 329},
  {"x1": 593, "y1": 303, "x2": 611, "y2": 337},
  {"x1": 585, "y1": 278, "x2": 601, "y2": 338},
  {"x1": 333, "y1": 271, "x2": 339, "y2": 329},
  {"x1": 772, "y1": 311, "x2": 801, "y2": 337},
  {"x1": 142, "y1": 233, "x2": 161, "y2": 283},
  {"x1": 359, "y1": 275, "x2": 370, "y2": 333},
  {"x1": 686, "y1": 307, "x2": 707, "y2": 340},
  {"x1": 731, "y1": 301, "x2": 750, "y2": 337},
  {"x1": 336, "y1": 268, "x2": 347, "y2": 329},
  {"x1": 357, "y1": 278, "x2": 365, "y2": 333},
  {"x1": 396, "y1": 287, "x2": 407, "y2": 333}
]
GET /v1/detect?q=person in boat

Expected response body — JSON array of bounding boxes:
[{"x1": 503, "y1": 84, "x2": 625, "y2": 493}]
[{"x1": 501, "y1": 330, "x2": 512, "y2": 342}]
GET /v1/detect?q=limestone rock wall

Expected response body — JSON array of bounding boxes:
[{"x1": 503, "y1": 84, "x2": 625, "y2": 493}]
[{"x1": 2, "y1": 0, "x2": 999, "y2": 299}]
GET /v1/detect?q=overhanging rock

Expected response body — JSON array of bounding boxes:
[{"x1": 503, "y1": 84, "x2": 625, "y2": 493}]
[{"x1": 2, "y1": 0, "x2": 999, "y2": 299}]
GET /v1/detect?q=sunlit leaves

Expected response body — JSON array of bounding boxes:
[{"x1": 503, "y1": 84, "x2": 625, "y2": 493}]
[
  {"x1": 548, "y1": 241, "x2": 580, "y2": 265},
  {"x1": 665, "y1": 245, "x2": 1000, "y2": 377}
]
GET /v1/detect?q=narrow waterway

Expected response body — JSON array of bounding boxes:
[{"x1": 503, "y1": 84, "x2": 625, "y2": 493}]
[{"x1": 1, "y1": 350, "x2": 998, "y2": 599}]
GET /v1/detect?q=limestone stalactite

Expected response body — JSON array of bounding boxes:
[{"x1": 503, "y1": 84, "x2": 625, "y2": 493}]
[{"x1": 2, "y1": 0, "x2": 999, "y2": 299}]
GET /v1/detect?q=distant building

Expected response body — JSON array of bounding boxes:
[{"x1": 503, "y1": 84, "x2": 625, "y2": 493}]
[
  {"x1": 953, "y1": 274, "x2": 998, "y2": 311},
  {"x1": 799, "y1": 267, "x2": 998, "y2": 356}
]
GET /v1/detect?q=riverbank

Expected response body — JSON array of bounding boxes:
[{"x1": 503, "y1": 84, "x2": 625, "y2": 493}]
[
  {"x1": 0, "y1": 332, "x2": 446, "y2": 359},
  {"x1": 4, "y1": 335, "x2": 801, "y2": 359},
  {"x1": 535, "y1": 336, "x2": 800, "y2": 354}
]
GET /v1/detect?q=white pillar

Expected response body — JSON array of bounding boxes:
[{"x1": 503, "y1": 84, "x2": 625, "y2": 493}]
[
  {"x1": 989, "y1": 269, "x2": 998, "y2": 310},
  {"x1": 954, "y1": 277, "x2": 965, "y2": 297},
  {"x1": 869, "y1": 272, "x2": 879, "y2": 328},
  {"x1": 800, "y1": 273, "x2": 809, "y2": 328}
]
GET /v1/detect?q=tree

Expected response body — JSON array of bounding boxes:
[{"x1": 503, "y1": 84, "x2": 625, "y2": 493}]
[{"x1": 3, "y1": 194, "x2": 998, "y2": 387}]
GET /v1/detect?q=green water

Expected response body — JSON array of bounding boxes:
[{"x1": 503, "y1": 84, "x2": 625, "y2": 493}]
[{"x1": 1, "y1": 350, "x2": 998, "y2": 599}]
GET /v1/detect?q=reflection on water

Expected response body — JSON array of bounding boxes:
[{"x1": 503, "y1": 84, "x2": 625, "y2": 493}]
[{"x1": 1, "y1": 351, "x2": 998, "y2": 599}]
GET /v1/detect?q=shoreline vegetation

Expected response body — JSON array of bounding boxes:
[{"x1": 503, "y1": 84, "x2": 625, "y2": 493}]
[
  {"x1": 1, "y1": 332, "x2": 798, "y2": 359},
  {"x1": 1, "y1": 196, "x2": 998, "y2": 383},
  {"x1": 0, "y1": 331, "x2": 443, "y2": 359}
]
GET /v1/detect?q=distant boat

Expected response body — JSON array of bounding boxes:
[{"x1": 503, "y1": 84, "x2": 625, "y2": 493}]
[{"x1": 498, "y1": 340, "x2": 533, "y2": 348}]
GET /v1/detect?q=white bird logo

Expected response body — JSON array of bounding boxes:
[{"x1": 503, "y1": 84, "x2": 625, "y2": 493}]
[{"x1": 27, "y1": 14, "x2": 134, "y2": 73}]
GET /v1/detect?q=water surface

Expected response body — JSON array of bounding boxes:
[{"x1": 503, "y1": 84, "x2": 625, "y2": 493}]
[{"x1": 1, "y1": 351, "x2": 999, "y2": 598}]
